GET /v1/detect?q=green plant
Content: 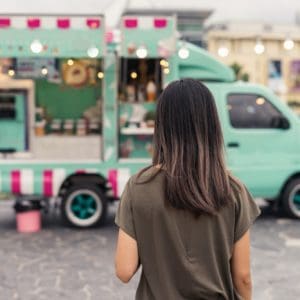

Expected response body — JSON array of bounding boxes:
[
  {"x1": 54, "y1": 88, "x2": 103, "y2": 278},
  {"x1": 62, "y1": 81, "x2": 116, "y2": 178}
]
[{"x1": 230, "y1": 62, "x2": 249, "y2": 82}]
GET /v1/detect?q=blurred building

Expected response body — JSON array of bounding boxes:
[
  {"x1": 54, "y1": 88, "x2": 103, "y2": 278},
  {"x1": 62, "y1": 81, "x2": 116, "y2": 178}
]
[{"x1": 206, "y1": 22, "x2": 300, "y2": 109}]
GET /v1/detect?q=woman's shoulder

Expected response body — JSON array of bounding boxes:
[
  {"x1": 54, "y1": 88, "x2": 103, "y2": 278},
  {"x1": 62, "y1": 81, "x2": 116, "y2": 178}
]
[
  {"x1": 228, "y1": 174, "x2": 248, "y2": 202},
  {"x1": 228, "y1": 174, "x2": 258, "y2": 214},
  {"x1": 129, "y1": 166, "x2": 164, "y2": 185}
]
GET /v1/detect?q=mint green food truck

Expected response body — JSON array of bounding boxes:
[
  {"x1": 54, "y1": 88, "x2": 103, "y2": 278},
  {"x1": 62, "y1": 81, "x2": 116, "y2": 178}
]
[{"x1": 0, "y1": 14, "x2": 300, "y2": 227}]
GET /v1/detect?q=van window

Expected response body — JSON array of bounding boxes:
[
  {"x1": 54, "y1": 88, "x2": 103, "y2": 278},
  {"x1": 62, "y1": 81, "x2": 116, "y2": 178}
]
[{"x1": 227, "y1": 94, "x2": 283, "y2": 128}]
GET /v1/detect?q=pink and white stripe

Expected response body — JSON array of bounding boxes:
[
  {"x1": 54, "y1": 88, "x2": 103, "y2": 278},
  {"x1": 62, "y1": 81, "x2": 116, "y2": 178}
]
[
  {"x1": 75, "y1": 168, "x2": 98, "y2": 174},
  {"x1": 43, "y1": 168, "x2": 66, "y2": 197},
  {"x1": 108, "y1": 168, "x2": 131, "y2": 198},
  {"x1": 123, "y1": 16, "x2": 169, "y2": 30},
  {"x1": 0, "y1": 16, "x2": 102, "y2": 30},
  {"x1": 10, "y1": 169, "x2": 34, "y2": 195}
]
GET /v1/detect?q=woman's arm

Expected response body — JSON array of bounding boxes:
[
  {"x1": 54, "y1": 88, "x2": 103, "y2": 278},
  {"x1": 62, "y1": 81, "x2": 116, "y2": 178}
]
[
  {"x1": 115, "y1": 229, "x2": 139, "y2": 283},
  {"x1": 231, "y1": 230, "x2": 252, "y2": 300}
]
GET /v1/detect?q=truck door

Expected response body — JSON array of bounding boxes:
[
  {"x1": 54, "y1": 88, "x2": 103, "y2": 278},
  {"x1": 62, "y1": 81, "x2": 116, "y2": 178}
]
[
  {"x1": 0, "y1": 92, "x2": 26, "y2": 152},
  {"x1": 222, "y1": 91, "x2": 297, "y2": 198}
]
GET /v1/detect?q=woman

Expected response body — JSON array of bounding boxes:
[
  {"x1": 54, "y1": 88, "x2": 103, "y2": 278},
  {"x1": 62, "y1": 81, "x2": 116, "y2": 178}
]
[{"x1": 115, "y1": 79, "x2": 260, "y2": 300}]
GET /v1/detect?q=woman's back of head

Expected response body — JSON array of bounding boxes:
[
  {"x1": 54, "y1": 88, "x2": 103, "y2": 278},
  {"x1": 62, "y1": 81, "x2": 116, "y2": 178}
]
[{"x1": 150, "y1": 78, "x2": 233, "y2": 216}]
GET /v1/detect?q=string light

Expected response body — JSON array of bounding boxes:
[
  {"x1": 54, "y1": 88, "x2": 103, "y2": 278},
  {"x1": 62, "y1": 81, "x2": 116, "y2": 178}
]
[
  {"x1": 136, "y1": 45, "x2": 148, "y2": 58},
  {"x1": 160, "y1": 59, "x2": 169, "y2": 67},
  {"x1": 8, "y1": 69, "x2": 15, "y2": 77},
  {"x1": 87, "y1": 46, "x2": 99, "y2": 58},
  {"x1": 254, "y1": 39, "x2": 265, "y2": 55},
  {"x1": 67, "y1": 59, "x2": 74, "y2": 66},
  {"x1": 130, "y1": 72, "x2": 138, "y2": 79},
  {"x1": 178, "y1": 45, "x2": 190, "y2": 59},
  {"x1": 283, "y1": 38, "x2": 294, "y2": 50},
  {"x1": 30, "y1": 40, "x2": 43, "y2": 54},
  {"x1": 97, "y1": 72, "x2": 104, "y2": 79},
  {"x1": 218, "y1": 46, "x2": 229, "y2": 57},
  {"x1": 41, "y1": 66, "x2": 48, "y2": 76}
]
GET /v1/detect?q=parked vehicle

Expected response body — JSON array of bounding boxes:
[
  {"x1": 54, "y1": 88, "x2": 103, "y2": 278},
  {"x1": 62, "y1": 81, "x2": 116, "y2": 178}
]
[{"x1": 0, "y1": 14, "x2": 299, "y2": 227}]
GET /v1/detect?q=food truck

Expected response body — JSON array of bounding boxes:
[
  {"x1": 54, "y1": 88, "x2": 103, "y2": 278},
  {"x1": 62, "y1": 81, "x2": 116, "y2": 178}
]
[{"x1": 1, "y1": 14, "x2": 300, "y2": 227}]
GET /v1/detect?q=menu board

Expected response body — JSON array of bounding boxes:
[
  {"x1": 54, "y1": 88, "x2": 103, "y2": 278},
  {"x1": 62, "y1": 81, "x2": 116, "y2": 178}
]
[{"x1": 16, "y1": 58, "x2": 60, "y2": 80}]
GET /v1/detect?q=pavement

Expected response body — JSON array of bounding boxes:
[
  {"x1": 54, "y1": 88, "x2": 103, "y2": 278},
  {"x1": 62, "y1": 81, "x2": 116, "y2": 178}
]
[{"x1": 0, "y1": 199, "x2": 299, "y2": 300}]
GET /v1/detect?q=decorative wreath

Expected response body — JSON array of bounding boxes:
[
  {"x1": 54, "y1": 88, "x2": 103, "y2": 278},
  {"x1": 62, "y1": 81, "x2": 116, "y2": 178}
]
[{"x1": 63, "y1": 61, "x2": 88, "y2": 87}]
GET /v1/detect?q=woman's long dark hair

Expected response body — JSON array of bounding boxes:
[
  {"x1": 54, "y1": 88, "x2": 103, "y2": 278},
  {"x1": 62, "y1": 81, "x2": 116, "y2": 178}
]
[{"x1": 139, "y1": 78, "x2": 234, "y2": 215}]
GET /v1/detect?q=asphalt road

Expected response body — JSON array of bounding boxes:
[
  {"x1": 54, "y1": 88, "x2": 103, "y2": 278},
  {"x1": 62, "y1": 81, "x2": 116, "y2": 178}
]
[{"x1": 0, "y1": 199, "x2": 299, "y2": 300}]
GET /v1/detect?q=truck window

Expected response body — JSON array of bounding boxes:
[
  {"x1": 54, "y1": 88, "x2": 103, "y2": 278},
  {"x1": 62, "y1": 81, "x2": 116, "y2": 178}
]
[
  {"x1": 227, "y1": 94, "x2": 283, "y2": 129},
  {"x1": 0, "y1": 96, "x2": 16, "y2": 119}
]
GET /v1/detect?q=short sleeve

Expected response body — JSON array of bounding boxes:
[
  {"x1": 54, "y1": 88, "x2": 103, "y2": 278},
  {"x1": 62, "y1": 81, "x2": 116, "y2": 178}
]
[
  {"x1": 234, "y1": 185, "x2": 261, "y2": 243},
  {"x1": 115, "y1": 180, "x2": 136, "y2": 240}
]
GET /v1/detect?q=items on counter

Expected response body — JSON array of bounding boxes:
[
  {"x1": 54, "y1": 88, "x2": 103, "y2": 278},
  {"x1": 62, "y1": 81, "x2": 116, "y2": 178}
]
[
  {"x1": 35, "y1": 120, "x2": 46, "y2": 136},
  {"x1": 120, "y1": 139, "x2": 134, "y2": 158},
  {"x1": 63, "y1": 119, "x2": 74, "y2": 135},
  {"x1": 146, "y1": 80, "x2": 157, "y2": 102},
  {"x1": 126, "y1": 84, "x2": 136, "y2": 102},
  {"x1": 34, "y1": 107, "x2": 47, "y2": 136},
  {"x1": 34, "y1": 100, "x2": 102, "y2": 136},
  {"x1": 123, "y1": 79, "x2": 157, "y2": 103},
  {"x1": 88, "y1": 119, "x2": 101, "y2": 134},
  {"x1": 119, "y1": 106, "x2": 156, "y2": 131},
  {"x1": 76, "y1": 119, "x2": 87, "y2": 136},
  {"x1": 50, "y1": 119, "x2": 63, "y2": 134},
  {"x1": 119, "y1": 58, "x2": 161, "y2": 103},
  {"x1": 129, "y1": 104, "x2": 147, "y2": 125},
  {"x1": 137, "y1": 84, "x2": 146, "y2": 102},
  {"x1": 83, "y1": 99, "x2": 102, "y2": 123},
  {"x1": 35, "y1": 117, "x2": 100, "y2": 136},
  {"x1": 35, "y1": 121, "x2": 46, "y2": 136}
]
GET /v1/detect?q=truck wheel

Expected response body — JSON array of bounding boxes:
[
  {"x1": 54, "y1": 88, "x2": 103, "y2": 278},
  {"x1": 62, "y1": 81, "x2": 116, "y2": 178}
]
[
  {"x1": 282, "y1": 179, "x2": 300, "y2": 218},
  {"x1": 61, "y1": 183, "x2": 107, "y2": 228}
]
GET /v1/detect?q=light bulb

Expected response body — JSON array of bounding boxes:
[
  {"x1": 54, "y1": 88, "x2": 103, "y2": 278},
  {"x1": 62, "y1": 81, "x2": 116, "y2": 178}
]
[
  {"x1": 30, "y1": 40, "x2": 43, "y2": 54},
  {"x1": 160, "y1": 59, "x2": 169, "y2": 67},
  {"x1": 218, "y1": 46, "x2": 229, "y2": 57},
  {"x1": 136, "y1": 46, "x2": 148, "y2": 58},
  {"x1": 87, "y1": 46, "x2": 99, "y2": 58},
  {"x1": 163, "y1": 68, "x2": 170, "y2": 74},
  {"x1": 8, "y1": 69, "x2": 15, "y2": 77},
  {"x1": 41, "y1": 67, "x2": 48, "y2": 76},
  {"x1": 254, "y1": 41, "x2": 265, "y2": 55},
  {"x1": 178, "y1": 46, "x2": 190, "y2": 59},
  {"x1": 130, "y1": 72, "x2": 137, "y2": 79},
  {"x1": 97, "y1": 72, "x2": 104, "y2": 79},
  {"x1": 283, "y1": 38, "x2": 294, "y2": 50},
  {"x1": 67, "y1": 59, "x2": 74, "y2": 66}
]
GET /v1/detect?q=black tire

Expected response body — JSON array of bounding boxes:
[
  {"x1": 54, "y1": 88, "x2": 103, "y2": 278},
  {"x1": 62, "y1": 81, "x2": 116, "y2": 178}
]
[
  {"x1": 61, "y1": 183, "x2": 107, "y2": 228},
  {"x1": 282, "y1": 178, "x2": 300, "y2": 219}
]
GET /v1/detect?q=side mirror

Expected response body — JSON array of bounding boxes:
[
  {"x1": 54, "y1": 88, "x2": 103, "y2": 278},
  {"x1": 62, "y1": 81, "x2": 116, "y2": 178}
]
[{"x1": 271, "y1": 116, "x2": 290, "y2": 130}]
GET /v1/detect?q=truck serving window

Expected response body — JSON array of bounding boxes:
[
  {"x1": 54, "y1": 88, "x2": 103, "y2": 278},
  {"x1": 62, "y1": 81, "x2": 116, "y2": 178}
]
[
  {"x1": 227, "y1": 94, "x2": 283, "y2": 129},
  {"x1": 0, "y1": 96, "x2": 16, "y2": 119}
]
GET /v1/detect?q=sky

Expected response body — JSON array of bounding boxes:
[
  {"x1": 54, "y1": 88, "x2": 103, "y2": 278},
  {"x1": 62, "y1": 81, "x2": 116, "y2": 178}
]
[{"x1": 0, "y1": 0, "x2": 300, "y2": 27}]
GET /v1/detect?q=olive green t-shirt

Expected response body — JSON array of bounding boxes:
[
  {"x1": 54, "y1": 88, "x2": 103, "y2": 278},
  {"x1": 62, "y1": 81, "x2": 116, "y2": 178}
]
[{"x1": 115, "y1": 167, "x2": 261, "y2": 300}]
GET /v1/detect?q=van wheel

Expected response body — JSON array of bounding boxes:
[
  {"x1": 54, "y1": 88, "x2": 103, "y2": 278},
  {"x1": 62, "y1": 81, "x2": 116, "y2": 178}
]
[
  {"x1": 61, "y1": 183, "x2": 107, "y2": 228},
  {"x1": 282, "y1": 179, "x2": 300, "y2": 218}
]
